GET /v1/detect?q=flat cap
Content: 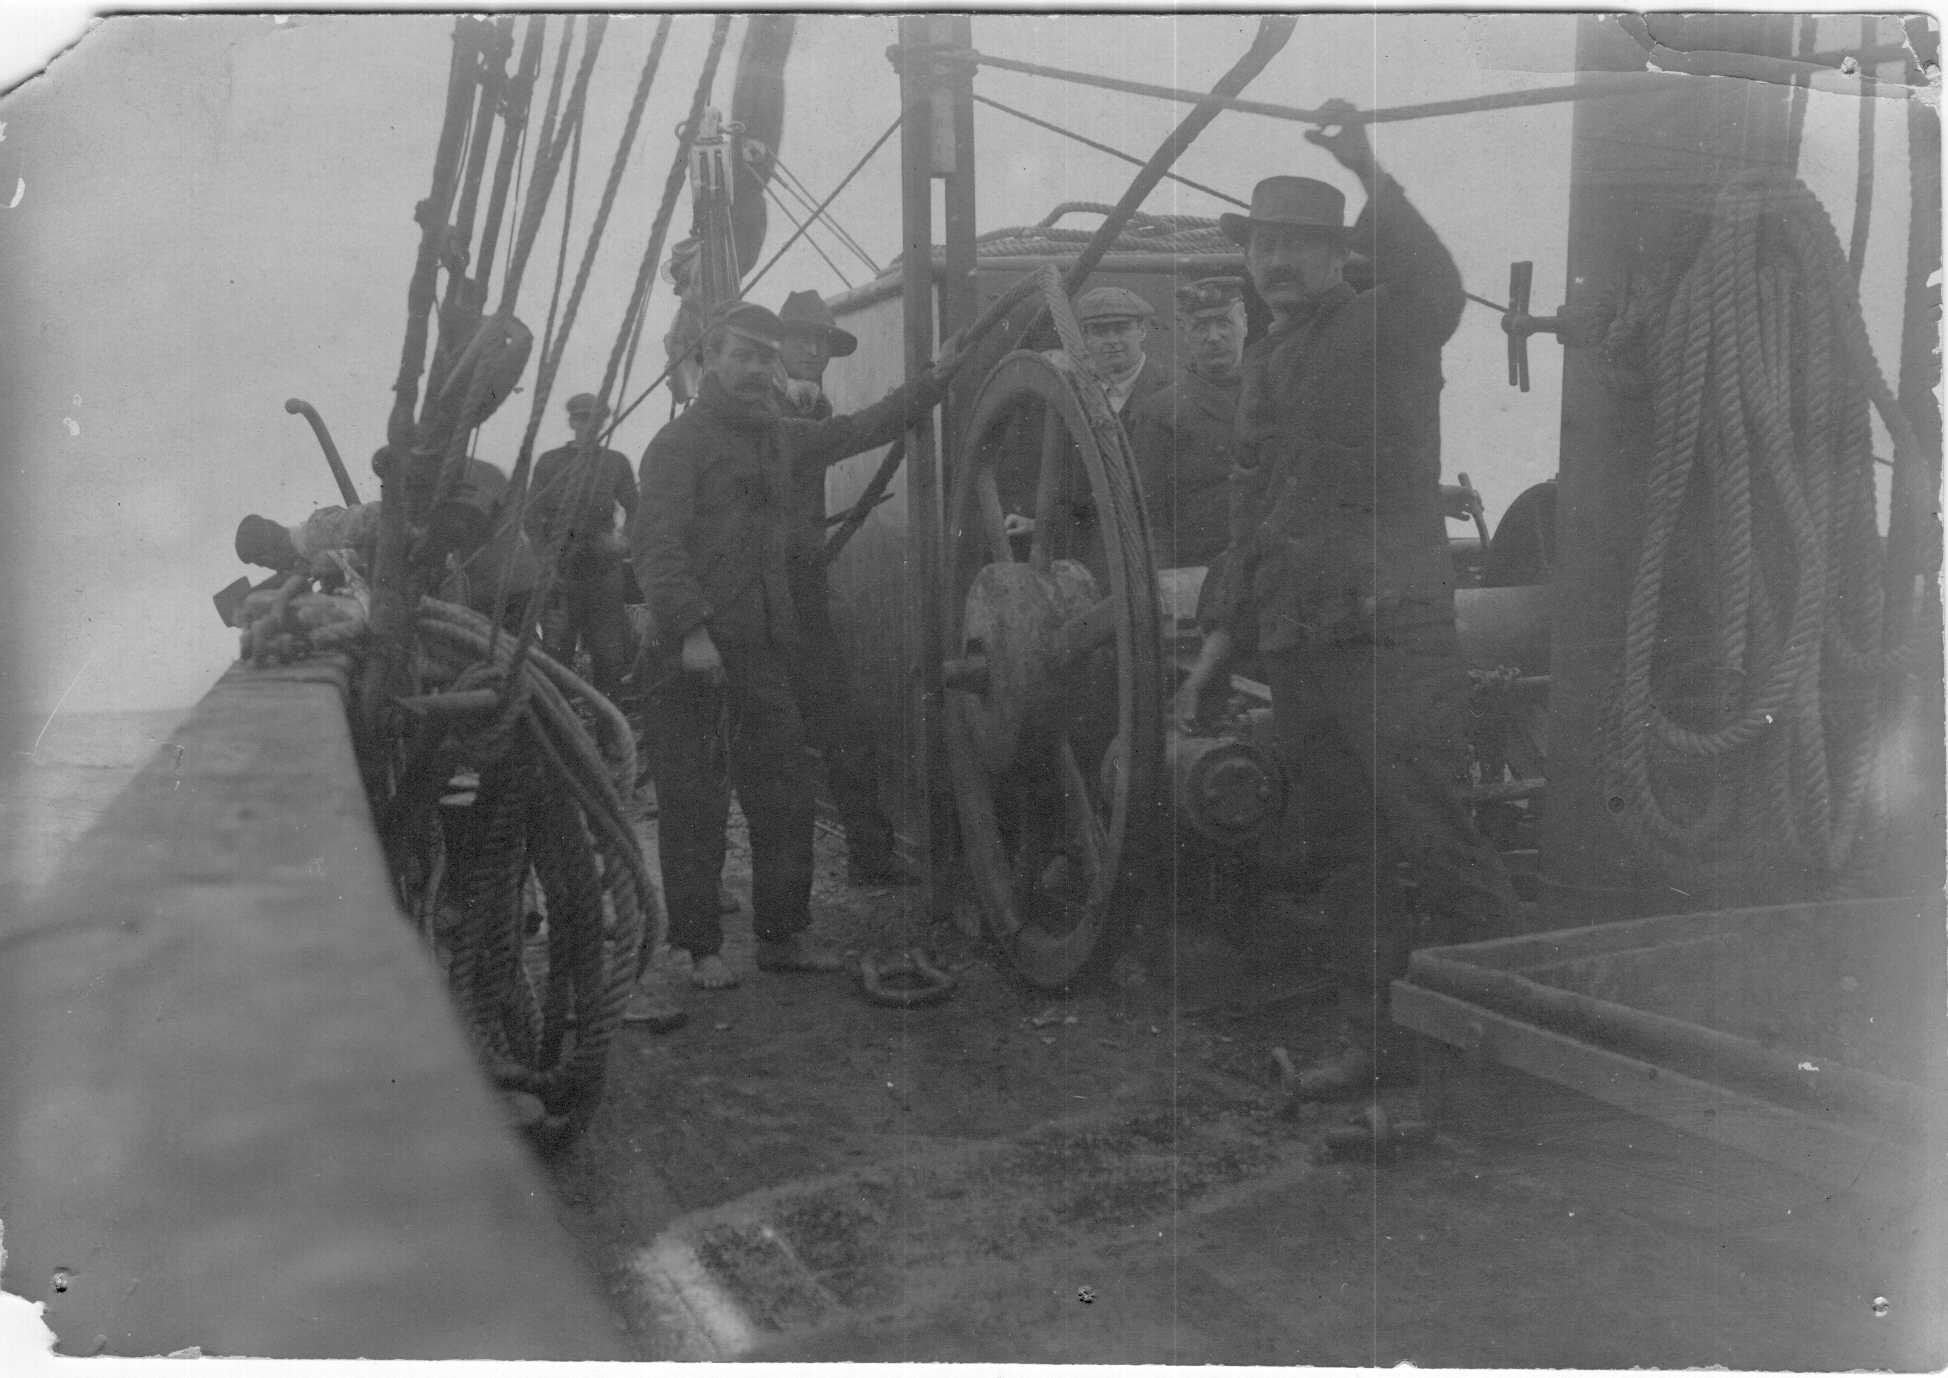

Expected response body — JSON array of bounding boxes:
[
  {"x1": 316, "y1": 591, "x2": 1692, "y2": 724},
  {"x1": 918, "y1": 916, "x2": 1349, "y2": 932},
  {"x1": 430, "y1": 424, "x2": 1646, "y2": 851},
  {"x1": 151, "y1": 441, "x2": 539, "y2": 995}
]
[
  {"x1": 1176, "y1": 276, "x2": 1245, "y2": 316},
  {"x1": 1074, "y1": 284, "x2": 1156, "y2": 324},
  {"x1": 564, "y1": 391, "x2": 607, "y2": 416}
]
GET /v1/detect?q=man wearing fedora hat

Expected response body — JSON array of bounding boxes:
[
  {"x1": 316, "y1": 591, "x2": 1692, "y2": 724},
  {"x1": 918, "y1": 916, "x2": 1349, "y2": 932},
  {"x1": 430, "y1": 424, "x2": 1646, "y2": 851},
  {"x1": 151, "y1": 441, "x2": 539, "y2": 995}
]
[
  {"x1": 634, "y1": 302, "x2": 968, "y2": 989},
  {"x1": 1126, "y1": 276, "x2": 1248, "y2": 569},
  {"x1": 774, "y1": 290, "x2": 918, "y2": 888},
  {"x1": 1177, "y1": 100, "x2": 1516, "y2": 1099},
  {"x1": 527, "y1": 390, "x2": 639, "y2": 700}
]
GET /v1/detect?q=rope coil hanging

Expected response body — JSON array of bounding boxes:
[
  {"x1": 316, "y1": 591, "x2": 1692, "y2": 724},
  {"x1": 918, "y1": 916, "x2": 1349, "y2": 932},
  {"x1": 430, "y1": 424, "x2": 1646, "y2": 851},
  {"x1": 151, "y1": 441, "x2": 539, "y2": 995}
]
[{"x1": 1608, "y1": 169, "x2": 1927, "y2": 898}]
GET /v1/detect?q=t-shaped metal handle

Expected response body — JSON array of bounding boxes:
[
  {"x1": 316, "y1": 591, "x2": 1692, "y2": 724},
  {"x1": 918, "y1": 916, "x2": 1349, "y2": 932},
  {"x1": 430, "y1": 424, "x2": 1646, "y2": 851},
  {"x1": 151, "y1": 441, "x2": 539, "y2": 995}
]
[{"x1": 1501, "y1": 261, "x2": 1565, "y2": 393}]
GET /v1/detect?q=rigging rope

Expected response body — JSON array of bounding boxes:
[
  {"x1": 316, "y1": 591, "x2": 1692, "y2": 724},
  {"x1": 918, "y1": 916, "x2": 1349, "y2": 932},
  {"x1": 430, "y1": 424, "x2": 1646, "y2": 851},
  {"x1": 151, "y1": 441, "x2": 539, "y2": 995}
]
[
  {"x1": 973, "y1": 92, "x2": 1248, "y2": 210},
  {"x1": 770, "y1": 156, "x2": 882, "y2": 272},
  {"x1": 599, "y1": 112, "x2": 902, "y2": 441},
  {"x1": 763, "y1": 180, "x2": 855, "y2": 287},
  {"x1": 493, "y1": 14, "x2": 676, "y2": 677},
  {"x1": 1607, "y1": 170, "x2": 1923, "y2": 899},
  {"x1": 537, "y1": 113, "x2": 584, "y2": 371}
]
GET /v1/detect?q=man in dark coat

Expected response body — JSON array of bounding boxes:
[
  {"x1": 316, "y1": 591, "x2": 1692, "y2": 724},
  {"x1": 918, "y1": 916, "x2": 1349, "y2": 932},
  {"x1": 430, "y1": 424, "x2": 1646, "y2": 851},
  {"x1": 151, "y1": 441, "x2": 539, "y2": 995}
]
[
  {"x1": 1126, "y1": 276, "x2": 1247, "y2": 569},
  {"x1": 1176, "y1": 102, "x2": 1516, "y2": 1097},
  {"x1": 633, "y1": 303, "x2": 964, "y2": 989},
  {"x1": 774, "y1": 290, "x2": 917, "y2": 886},
  {"x1": 527, "y1": 391, "x2": 638, "y2": 699}
]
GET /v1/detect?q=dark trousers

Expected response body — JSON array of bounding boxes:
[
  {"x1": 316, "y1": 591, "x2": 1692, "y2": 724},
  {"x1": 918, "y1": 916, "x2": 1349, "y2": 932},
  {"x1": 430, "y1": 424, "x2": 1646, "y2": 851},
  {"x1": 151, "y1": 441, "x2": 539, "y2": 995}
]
[
  {"x1": 786, "y1": 588, "x2": 896, "y2": 863},
  {"x1": 1264, "y1": 597, "x2": 1516, "y2": 1001},
  {"x1": 541, "y1": 556, "x2": 633, "y2": 699},
  {"x1": 638, "y1": 638, "x2": 815, "y2": 957}
]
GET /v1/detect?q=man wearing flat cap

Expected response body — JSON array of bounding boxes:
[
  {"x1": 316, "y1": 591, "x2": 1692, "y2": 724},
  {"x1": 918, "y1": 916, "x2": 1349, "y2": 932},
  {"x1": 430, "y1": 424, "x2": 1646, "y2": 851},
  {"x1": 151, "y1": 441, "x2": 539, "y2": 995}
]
[
  {"x1": 634, "y1": 302, "x2": 968, "y2": 990},
  {"x1": 773, "y1": 290, "x2": 917, "y2": 887},
  {"x1": 1072, "y1": 284, "x2": 1169, "y2": 420},
  {"x1": 1176, "y1": 100, "x2": 1515, "y2": 1099},
  {"x1": 527, "y1": 390, "x2": 639, "y2": 699},
  {"x1": 1126, "y1": 276, "x2": 1247, "y2": 569}
]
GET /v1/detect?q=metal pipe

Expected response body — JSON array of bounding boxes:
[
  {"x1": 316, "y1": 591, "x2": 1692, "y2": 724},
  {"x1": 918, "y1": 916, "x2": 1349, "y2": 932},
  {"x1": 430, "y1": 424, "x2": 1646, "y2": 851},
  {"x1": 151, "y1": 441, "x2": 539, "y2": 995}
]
[
  {"x1": 898, "y1": 15, "x2": 949, "y2": 921},
  {"x1": 969, "y1": 47, "x2": 1909, "y2": 130},
  {"x1": 283, "y1": 398, "x2": 361, "y2": 506}
]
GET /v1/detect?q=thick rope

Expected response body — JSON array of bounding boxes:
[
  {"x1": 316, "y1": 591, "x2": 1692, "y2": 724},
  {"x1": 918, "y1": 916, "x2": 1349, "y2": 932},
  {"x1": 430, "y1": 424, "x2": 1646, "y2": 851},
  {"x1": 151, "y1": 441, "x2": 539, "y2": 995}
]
[{"x1": 1609, "y1": 171, "x2": 1919, "y2": 897}]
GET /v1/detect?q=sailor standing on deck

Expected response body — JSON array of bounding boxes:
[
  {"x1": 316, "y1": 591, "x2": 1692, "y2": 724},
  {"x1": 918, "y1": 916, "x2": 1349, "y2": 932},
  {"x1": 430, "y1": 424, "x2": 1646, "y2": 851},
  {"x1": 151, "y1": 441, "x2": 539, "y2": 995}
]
[
  {"x1": 527, "y1": 392, "x2": 639, "y2": 700},
  {"x1": 1175, "y1": 101, "x2": 1517, "y2": 1098},
  {"x1": 633, "y1": 303, "x2": 967, "y2": 989},
  {"x1": 774, "y1": 290, "x2": 921, "y2": 887},
  {"x1": 1125, "y1": 276, "x2": 1248, "y2": 570}
]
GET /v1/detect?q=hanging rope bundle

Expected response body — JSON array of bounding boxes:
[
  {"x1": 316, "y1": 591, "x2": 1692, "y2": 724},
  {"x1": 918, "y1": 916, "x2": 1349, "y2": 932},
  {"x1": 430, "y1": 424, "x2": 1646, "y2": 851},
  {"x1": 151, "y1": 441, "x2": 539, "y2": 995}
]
[
  {"x1": 1608, "y1": 170, "x2": 1926, "y2": 900},
  {"x1": 396, "y1": 597, "x2": 659, "y2": 1147}
]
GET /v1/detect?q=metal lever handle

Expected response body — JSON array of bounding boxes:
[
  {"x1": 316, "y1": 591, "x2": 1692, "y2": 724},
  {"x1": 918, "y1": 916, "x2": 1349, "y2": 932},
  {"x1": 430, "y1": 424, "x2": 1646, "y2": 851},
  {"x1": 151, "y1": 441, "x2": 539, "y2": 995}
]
[{"x1": 1500, "y1": 260, "x2": 1565, "y2": 393}]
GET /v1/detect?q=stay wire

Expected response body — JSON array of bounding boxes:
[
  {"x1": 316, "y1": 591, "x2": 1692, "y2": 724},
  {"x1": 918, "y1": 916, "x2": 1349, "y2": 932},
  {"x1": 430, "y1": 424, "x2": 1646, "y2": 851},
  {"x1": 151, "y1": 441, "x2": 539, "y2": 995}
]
[
  {"x1": 973, "y1": 91, "x2": 1248, "y2": 210},
  {"x1": 600, "y1": 112, "x2": 903, "y2": 442},
  {"x1": 493, "y1": 14, "x2": 685, "y2": 668},
  {"x1": 769, "y1": 156, "x2": 882, "y2": 272},
  {"x1": 772, "y1": 157, "x2": 880, "y2": 269},
  {"x1": 763, "y1": 181, "x2": 855, "y2": 288}
]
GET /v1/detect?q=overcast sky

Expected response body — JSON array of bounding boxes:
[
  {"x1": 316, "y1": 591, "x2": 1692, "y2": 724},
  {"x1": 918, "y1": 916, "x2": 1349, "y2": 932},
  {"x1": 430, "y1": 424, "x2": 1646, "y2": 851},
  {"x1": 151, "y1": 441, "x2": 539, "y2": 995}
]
[{"x1": 0, "y1": 9, "x2": 1917, "y2": 715}]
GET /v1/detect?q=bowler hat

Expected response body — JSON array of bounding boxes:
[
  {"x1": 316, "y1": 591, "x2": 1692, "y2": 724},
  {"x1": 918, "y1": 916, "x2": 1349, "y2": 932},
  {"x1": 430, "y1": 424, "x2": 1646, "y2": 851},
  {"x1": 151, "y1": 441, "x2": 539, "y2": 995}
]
[
  {"x1": 1218, "y1": 176, "x2": 1347, "y2": 245},
  {"x1": 1176, "y1": 276, "x2": 1245, "y2": 317},
  {"x1": 777, "y1": 290, "x2": 858, "y2": 357},
  {"x1": 713, "y1": 301, "x2": 786, "y2": 348},
  {"x1": 1075, "y1": 284, "x2": 1156, "y2": 324},
  {"x1": 565, "y1": 391, "x2": 608, "y2": 417}
]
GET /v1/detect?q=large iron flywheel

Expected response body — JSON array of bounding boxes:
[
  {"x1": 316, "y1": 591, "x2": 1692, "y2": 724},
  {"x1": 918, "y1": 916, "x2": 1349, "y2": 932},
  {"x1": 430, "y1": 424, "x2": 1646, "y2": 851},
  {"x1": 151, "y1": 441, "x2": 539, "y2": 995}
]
[{"x1": 943, "y1": 349, "x2": 1165, "y2": 989}]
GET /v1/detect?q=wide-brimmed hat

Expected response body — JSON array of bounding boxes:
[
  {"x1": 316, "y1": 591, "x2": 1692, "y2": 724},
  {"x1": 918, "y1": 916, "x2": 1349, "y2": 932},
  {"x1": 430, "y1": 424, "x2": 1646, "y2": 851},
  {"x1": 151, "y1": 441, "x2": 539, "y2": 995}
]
[
  {"x1": 1074, "y1": 284, "x2": 1156, "y2": 324},
  {"x1": 777, "y1": 289, "x2": 858, "y2": 357},
  {"x1": 1218, "y1": 176, "x2": 1348, "y2": 245}
]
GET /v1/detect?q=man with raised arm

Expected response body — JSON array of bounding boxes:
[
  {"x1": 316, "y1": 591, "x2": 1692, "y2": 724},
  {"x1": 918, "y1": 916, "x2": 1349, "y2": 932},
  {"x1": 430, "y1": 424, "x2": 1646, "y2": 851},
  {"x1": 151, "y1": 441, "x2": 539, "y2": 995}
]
[
  {"x1": 1176, "y1": 101, "x2": 1516, "y2": 1099},
  {"x1": 633, "y1": 303, "x2": 965, "y2": 990}
]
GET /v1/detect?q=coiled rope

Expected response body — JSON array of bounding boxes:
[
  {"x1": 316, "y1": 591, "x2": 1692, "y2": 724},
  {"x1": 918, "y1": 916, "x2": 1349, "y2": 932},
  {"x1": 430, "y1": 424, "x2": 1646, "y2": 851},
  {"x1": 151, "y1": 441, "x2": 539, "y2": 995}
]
[
  {"x1": 1608, "y1": 170, "x2": 1926, "y2": 898},
  {"x1": 404, "y1": 597, "x2": 660, "y2": 1146}
]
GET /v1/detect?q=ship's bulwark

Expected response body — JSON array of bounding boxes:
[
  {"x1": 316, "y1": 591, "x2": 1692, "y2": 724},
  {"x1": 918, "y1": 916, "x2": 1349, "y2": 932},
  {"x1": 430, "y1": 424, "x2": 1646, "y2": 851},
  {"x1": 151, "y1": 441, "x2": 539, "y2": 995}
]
[{"x1": 0, "y1": 658, "x2": 625, "y2": 1360}]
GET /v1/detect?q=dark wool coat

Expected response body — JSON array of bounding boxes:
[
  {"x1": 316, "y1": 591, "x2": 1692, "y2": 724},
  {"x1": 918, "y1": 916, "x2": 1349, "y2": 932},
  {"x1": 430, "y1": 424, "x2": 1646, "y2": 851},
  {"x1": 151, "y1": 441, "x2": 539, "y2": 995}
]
[
  {"x1": 1125, "y1": 365, "x2": 1242, "y2": 569},
  {"x1": 1215, "y1": 173, "x2": 1464, "y2": 654},
  {"x1": 634, "y1": 372, "x2": 942, "y2": 650}
]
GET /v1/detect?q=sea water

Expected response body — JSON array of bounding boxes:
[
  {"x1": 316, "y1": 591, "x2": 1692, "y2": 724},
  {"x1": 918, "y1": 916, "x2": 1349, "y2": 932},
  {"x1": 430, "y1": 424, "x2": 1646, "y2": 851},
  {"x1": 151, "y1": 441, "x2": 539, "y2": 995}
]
[{"x1": 1, "y1": 706, "x2": 192, "y2": 902}]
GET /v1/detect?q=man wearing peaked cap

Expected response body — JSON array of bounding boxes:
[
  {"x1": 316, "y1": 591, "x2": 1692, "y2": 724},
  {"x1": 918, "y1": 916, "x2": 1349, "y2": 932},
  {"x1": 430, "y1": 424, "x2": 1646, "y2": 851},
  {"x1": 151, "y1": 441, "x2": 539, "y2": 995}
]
[
  {"x1": 527, "y1": 389, "x2": 638, "y2": 700},
  {"x1": 1072, "y1": 283, "x2": 1168, "y2": 420},
  {"x1": 632, "y1": 298, "x2": 973, "y2": 990},
  {"x1": 1179, "y1": 98, "x2": 1515, "y2": 1100},
  {"x1": 1126, "y1": 276, "x2": 1248, "y2": 569},
  {"x1": 772, "y1": 289, "x2": 915, "y2": 887}
]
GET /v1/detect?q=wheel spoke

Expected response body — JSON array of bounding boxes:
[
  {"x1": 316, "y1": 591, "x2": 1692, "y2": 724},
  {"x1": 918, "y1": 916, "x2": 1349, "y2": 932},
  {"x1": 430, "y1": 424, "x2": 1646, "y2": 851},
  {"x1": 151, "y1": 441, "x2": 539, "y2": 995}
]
[
  {"x1": 974, "y1": 470, "x2": 1014, "y2": 564},
  {"x1": 1028, "y1": 406, "x2": 1068, "y2": 572},
  {"x1": 1055, "y1": 736, "x2": 1108, "y2": 888}
]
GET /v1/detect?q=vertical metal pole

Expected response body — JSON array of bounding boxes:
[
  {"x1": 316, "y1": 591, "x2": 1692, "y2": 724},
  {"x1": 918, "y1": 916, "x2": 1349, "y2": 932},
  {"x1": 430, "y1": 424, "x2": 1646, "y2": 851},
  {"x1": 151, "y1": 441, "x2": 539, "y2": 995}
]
[
  {"x1": 935, "y1": 17, "x2": 979, "y2": 924},
  {"x1": 898, "y1": 16, "x2": 946, "y2": 919}
]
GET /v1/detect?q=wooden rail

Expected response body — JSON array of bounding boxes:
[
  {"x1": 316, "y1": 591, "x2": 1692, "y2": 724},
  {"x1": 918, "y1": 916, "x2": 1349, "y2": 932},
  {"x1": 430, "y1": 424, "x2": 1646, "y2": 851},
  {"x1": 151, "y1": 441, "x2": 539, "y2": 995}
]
[{"x1": 0, "y1": 657, "x2": 628, "y2": 1359}]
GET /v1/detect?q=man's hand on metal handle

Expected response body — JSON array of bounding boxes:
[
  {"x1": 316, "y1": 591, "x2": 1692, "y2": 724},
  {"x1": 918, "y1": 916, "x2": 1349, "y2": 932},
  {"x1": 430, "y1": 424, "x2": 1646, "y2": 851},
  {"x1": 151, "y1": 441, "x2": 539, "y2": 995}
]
[
  {"x1": 1303, "y1": 97, "x2": 1376, "y2": 180},
  {"x1": 681, "y1": 625, "x2": 726, "y2": 687},
  {"x1": 1173, "y1": 627, "x2": 1234, "y2": 733}
]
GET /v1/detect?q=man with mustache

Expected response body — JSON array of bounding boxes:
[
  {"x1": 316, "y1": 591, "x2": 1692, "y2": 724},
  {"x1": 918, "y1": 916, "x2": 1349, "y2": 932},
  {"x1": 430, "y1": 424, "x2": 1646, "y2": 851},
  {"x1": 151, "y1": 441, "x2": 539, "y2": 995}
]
[
  {"x1": 633, "y1": 303, "x2": 966, "y2": 990},
  {"x1": 1126, "y1": 276, "x2": 1248, "y2": 569},
  {"x1": 1176, "y1": 101, "x2": 1515, "y2": 1098}
]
